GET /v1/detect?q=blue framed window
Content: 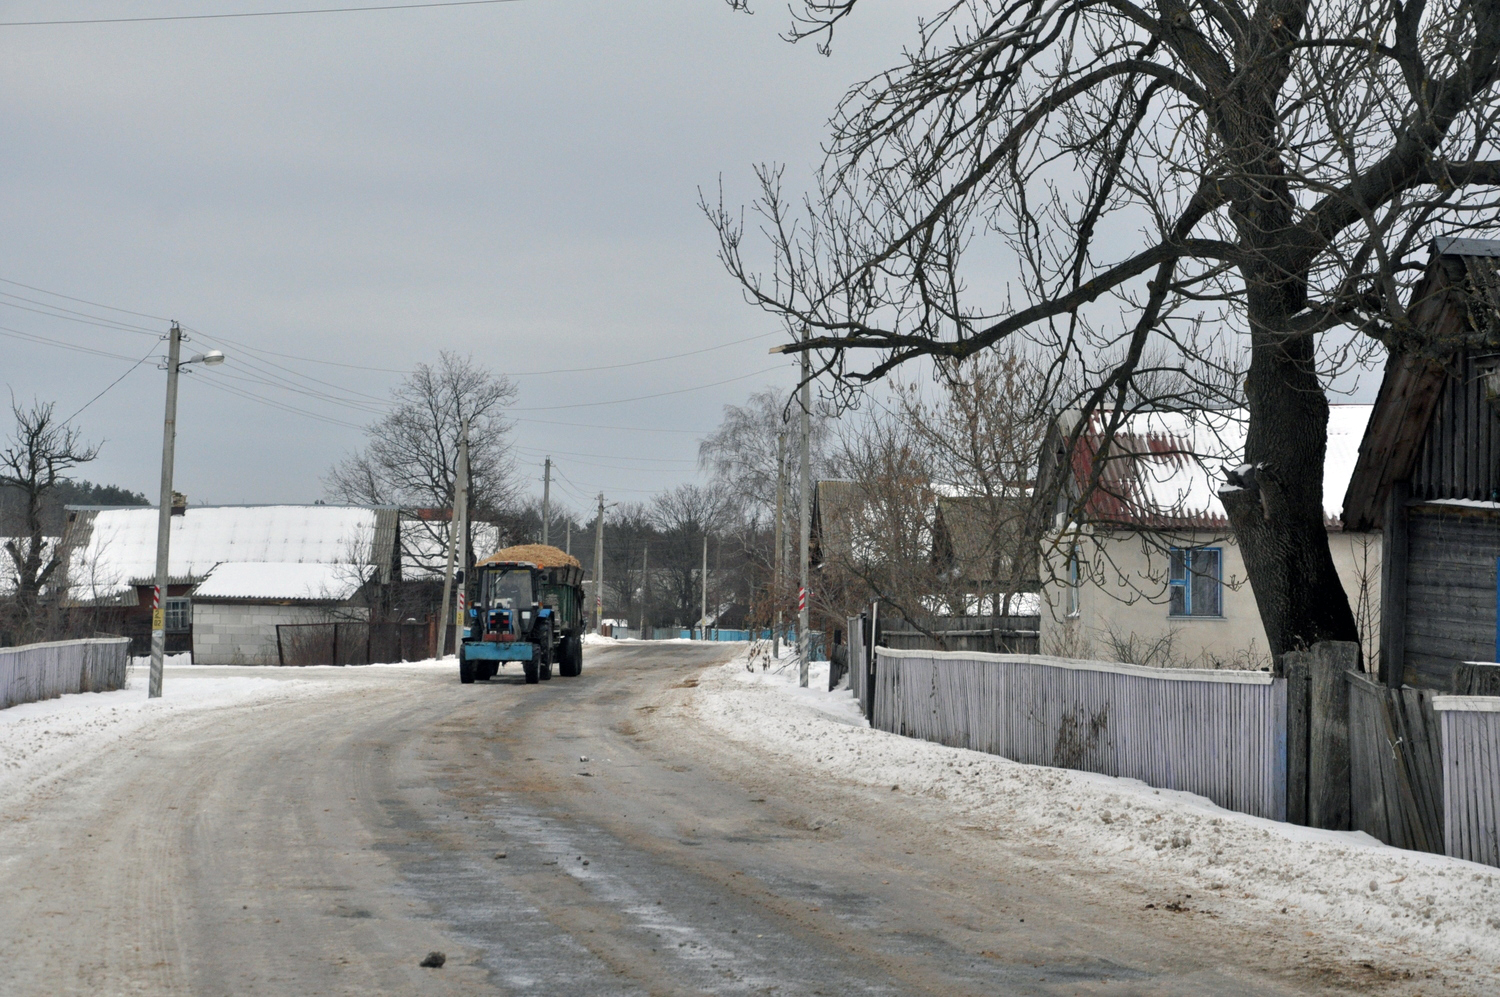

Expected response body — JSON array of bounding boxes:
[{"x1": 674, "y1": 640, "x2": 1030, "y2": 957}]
[{"x1": 1169, "y1": 547, "x2": 1222, "y2": 617}]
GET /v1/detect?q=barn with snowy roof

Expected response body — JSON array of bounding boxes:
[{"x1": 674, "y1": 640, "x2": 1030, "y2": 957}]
[
  {"x1": 1037, "y1": 404, "x2": 1378, "y2": 670},
  {"x1": 59, "y1": 502, "x2": 399, "y2": 664}
]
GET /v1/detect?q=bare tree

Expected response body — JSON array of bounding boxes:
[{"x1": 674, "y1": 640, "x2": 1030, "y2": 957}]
[
  {"x1": 327, "y1": 352, "x2": 517, "y2": 577},
  {"x1": 1, "y1": 400, "x2": 100, "y2": 640},
  {"x1": 894, "y1": 349, "x2": 1048, "y2": 616},
  {"x1": 711, "y1": 0, "x2": 1500, "y2": 656},
  {"x1": 698, "y1": 386, "x2": 835, "y2": 516}
]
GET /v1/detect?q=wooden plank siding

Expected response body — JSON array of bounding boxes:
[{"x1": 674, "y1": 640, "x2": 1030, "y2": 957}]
[
  {"x1": 1402, "y1": 506, "x2": 1500, "y2": 689},
  {"x1": 1435, "y1": 697, "x2": 1500, "y2": 868},
  {"x1": 1348, "y1": 672, "x2": 1445, "y2": 852},
  {"x1": 873, "y1": 648, "x2": 1286, "y2": 820},
  {"x1": 1411, "y1": 352, "x2": 1500, "y2": 503},
  {"x1": 0, "y1": 637, "x2": 130, "y2": 709}
]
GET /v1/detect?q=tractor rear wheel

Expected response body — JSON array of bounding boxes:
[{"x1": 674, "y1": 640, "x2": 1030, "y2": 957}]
[{"x1": 559, "y1": 633, "x2": 583, "y2": 677}]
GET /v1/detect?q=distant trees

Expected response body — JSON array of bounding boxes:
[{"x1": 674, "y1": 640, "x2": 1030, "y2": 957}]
[{"x1": 1, "y1": 400, "x2": 100, "y2": 642}]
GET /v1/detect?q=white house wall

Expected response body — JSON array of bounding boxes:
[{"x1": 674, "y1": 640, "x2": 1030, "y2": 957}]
[
  {"x1": 192, "y1": 603, "x2": 369, "y2": 666},
  {"x1": 1040, "y1": 530, "x2": 1382, "y2": 670}
]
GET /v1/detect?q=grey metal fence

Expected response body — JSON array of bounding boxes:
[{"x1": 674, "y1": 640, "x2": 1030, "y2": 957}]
[
  {"x1": 1434, "y1": 696, "x2": 1500, "y2": 867},
  {"x1": 873, "y1": 648, "x2": 1287, "y2": 820},
  {"x1": 0, "y1": 637, "x2": 130, "y2": 709}
]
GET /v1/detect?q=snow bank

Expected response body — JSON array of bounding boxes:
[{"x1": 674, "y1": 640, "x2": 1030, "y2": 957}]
[
  {"x1": 0, "y1": 663, "x2": 338, "y2": 802},
  {"x1": 690, "y1": 651, "x2": 1500, "y2": 978}
]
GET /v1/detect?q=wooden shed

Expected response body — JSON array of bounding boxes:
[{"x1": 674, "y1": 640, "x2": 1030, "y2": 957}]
[{"x1": 1344, "y1": 237, "x2": 1500, "y2": 691}]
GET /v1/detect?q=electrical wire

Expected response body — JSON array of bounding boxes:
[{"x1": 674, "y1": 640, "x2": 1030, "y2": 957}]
[
  {"x1": 510, "y1": 416, "x2": 704, "y2": 435},
  {"x1": 0, "y1": 275, "x2": 171, "y2": 322},
  {"x1": 0, "y1": 323, "x2": 145, "y2": 362},
  {"x1": 60, "y1": 344, "x2": 160, "y2": 425},
  {"x1": 0, "y1": 0, "x2": 526, "y2": 28},
  {"x1": 534, "y1": 366, "x2": 785, "y2": 410}
]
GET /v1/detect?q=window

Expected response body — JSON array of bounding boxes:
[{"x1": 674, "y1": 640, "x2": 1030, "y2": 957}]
[
  {"x1": 1065, "y1": 549, "x2": 1081, "y2": 618},
  {"x1": 1169, "y1": 547, "x2": 1222, "y2": 617},
  {"x1": 164, "y1": 597, "x2": 191, "y2": 632}
]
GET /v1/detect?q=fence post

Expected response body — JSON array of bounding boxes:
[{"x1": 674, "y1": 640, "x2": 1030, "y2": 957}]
[
  {"x1": 1308, "y1": 640, "x2": 1358, "y2": 831},
  {"x1": 277, "y1": 625, "x2": 286, "y2": 667},
  {"x1": 1283, "y1": 648, "x2": 1311, "y2": 825}
]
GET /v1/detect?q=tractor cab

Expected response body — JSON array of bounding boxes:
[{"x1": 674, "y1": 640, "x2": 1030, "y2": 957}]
[{"x1": 475, "y1": 562, "x2": 540, "y2": 642}]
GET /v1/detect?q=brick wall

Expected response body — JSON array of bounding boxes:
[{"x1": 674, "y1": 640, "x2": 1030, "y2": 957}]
[{"x1": 192, "y1": 602, "x2": 369, "y2": 665}]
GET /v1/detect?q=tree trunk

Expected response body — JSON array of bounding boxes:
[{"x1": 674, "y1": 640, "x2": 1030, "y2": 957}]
[{"x1": 1221, "y1": 289, "x2": 1360, "y2": 657}]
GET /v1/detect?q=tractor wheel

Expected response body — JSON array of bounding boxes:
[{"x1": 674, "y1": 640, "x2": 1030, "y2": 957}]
[
  {"x1": 479, "y1": 662, "x2": 497, "y2": 681},
  {"x1": 559, "y1": 633, "x2": 582, "y2": 677},
  {"x1": 458, "y1": 652, "x2": 475, "y2": 684},
  {"x1": 522, "y1": 659, "x2": 539, "y2": 684}
]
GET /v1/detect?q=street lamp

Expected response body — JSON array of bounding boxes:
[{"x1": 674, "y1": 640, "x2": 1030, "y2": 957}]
[{"x1": 148, "y1": 323, "x2": 225, "y2": 699}]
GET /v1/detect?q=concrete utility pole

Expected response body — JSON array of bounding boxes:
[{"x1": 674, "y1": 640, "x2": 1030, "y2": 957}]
[
  {"x1": 565, "y1": 519, "x2": 571, "y2": 556},
  {"x1": 798, "y1": 326, "x2": 812, "y2": 688},
  {"x1": 435, "y1": 417, "x2": 468, "y2": 659},
  {"x1": 639, "y1": 544, "x2": 649, "y2": 640},
  {"x1": 699, "y1": 533, "x2": 709, "y2": 639},
  {"x1": 541, "y1": 457, "x2": 552, "y2": 546},
  {"x1": 593, "y1": 493, "x2": 605, "y2": 633},
  {"x1": 453, "y1": 419, "x2": 471, "y2": 635},
  {"x1": 773, "y1": 429, "x2": 786, "y2": 658},
  {"x1": 148, "y1": 322, "x2": 224, "y2": 699}
]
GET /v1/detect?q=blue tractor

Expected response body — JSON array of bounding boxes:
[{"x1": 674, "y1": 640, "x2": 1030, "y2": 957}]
[{"x1": 458, "y1": 546, "x2": 585, "y2": 685}]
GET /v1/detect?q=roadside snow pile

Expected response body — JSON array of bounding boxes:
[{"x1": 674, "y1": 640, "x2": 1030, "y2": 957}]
[
  {"x1": 690, "y1": 651, "x2": 1500, "y2": 975},
  {"x1": 0, "y1": 663, "x2": 337, "y2": 801},
  {"x1": 129, "y1": 652, "x2": 193, "y2": 668}
]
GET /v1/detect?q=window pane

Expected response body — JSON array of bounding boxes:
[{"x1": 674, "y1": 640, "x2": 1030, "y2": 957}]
[
  {"x1": 1169, "y1": 583, "x2": 1187, "y2": 616},
  {"x1": 1191, "y1": 549, "x2": 1221, "y2": 616},
  {"x1": 1169, "y1": 548, "x2": 1186, "y2": 581},
  {"x1": 164, "y1": 597, "x2": 191, "y2": 632}
]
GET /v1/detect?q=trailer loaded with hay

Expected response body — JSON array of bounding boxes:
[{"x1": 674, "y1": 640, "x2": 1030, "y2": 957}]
[{"x1": 458, "y1": 544, "x2": 585, "y2": 685}]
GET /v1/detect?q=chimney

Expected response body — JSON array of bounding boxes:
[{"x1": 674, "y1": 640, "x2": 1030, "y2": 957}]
[{"x1": 171, "y1": 491, "x2": 188, "y2": 517}]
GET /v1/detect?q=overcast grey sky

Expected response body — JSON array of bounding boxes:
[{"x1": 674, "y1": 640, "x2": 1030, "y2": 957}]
[{"x1": 0, "y1": 0, "x2": 925, "y2": 516}]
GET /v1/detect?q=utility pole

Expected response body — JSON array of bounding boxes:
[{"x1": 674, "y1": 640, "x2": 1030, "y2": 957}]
[
  {"x1": 593, "y1": 493, "x2": 605, "y2": 633},
  {"x1": 700, "y1": 533, "x2": 709, "y2": 639},
  {"x1": 640, "y1": 544, "x2": 649, "y2": 640},
  {"x1": 566, "y1": 519, "x2": 572, "y2": 556},
  {"x1": 541, "y1": 457, "x2": 552, "y2": 546},
  {"x1": 798, "y1": 326, "x2": 812, "y2": 688},
  {"x1": 436, "y1": 417, "x2": 468, "y2": 659},
  {"x1": 773, "y1": 429, "x2": 786, "y2": 658},
  {"x1": 148, "y1": 322, "x2": 224, "y2": 699},
  {"x1": 148, "y1": 323, "x2": 183, "y2": 700},
  {"x1": 453, "y1": 418, "x2": 471, "y2": 636}
]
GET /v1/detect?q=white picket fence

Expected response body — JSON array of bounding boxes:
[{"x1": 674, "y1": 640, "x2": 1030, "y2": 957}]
[
  {"x1": 1434, "y1": 696, "x2": 1500, "y2": 867},
  {"x1": 873, "y1": 648, "x2": 1288, "y2": 820},
  {"x1": 0, "y1": 638, "x2": 131, "y2": 709}
]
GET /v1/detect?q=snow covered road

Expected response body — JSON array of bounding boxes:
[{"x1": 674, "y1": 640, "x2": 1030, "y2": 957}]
[{"x1": 0, "y1": 645, "x2": 1490, "y2": 994}]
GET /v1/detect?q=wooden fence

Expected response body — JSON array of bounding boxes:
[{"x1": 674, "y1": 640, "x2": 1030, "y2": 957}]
[
  {"x1": 0, "y1": 637, "x2": 131, "y2": 709},
  {"x1": 1347, "y1": 672, "x2": 1445, "y2": 853},
  {"x1": 873, "y1": 648, "x2": 1287, "y2": 820},
  {"x1": 1434, "y1": 696, "x2": 1500, "y2": 867},
  {"x1": 879, "y1": 615, "x2": 1041, "y2": 656}
]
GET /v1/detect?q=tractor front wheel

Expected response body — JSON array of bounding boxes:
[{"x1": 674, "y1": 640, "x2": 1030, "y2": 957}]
[
  {"x1": 522, "y1": 659, "x2": 539, "y2": 684},
  {"x1": 538, "y1": 623, "x2": 554, "y2": 681},
  {"x1": 458, "y1": 651, "x2": 475, "y2": 684}
]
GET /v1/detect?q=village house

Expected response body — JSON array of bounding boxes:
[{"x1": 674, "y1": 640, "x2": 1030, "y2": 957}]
[
  {"x1": 59, "y1": 501, "x2": 399, "y2": 664},
  {"x1": 1038, "y1": 404, "x2": 1379, "y2": 669},
  {"x1": 1344, "y1": 237, "x2": 1500, "y2": 692}
]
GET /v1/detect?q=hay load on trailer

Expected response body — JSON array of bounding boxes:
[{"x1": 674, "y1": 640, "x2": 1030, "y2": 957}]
[{"x1": 459, "y1": 544, "x2": 585, "y2": 684}]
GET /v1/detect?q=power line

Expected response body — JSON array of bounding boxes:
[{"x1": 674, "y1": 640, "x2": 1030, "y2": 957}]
[
  {"x1": 60, "y1": 344, "x2": 160, "y2": 425},
  {"x1": 505, "y1": 332, "x2": 778, "y2": 376},
  {"x1": 0, "y1": 0, "x2": 526, "y2": 28},
  {"x1": 510, "y1": 416, "x2": 704, "y2": 435},
  {"x1": 535, "y1": 367, "x2": 785, "y2": 410},
  {"x1": 0, "y1": 275, "x2": 170, "y2": 322},
  {"x1": 0, "y1": 324, "x2": 143, "y2": 361}
]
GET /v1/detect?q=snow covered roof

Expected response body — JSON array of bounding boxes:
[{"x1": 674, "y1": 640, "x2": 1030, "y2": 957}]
[
  {"x1": 1058, "y1": 404, "x2": 1372, "y2": 530},
  {"x1": 192, "y1": 561, "x2": 366, "y2": 602},
  {"x1": 60, "y1": 504, "x2": 398, "y2": 601}
]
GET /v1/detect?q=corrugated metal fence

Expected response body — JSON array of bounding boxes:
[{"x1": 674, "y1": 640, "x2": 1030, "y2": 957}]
[
  {"x1": 873, "y1": 647, "x2": 1287, "y2": 820},
  {"x1": 1434, "y1": 696, "x2": 1500, "y2": 867},
  {"x1": 0, "y1": 637, "x2": 131, "y2": 709}
]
